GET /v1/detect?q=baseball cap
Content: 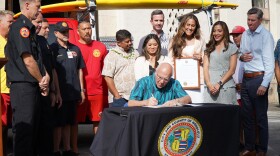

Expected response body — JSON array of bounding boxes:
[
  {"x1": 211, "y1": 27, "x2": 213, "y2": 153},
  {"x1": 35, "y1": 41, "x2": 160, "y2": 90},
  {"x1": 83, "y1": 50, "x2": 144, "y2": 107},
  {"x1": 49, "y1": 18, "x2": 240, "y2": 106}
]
[
  {"x1": 54, "y1": 21, "x2": 73, "y2": 32},
  {"x1": 230, "y1": 26, "x2": 245, "y2": 35}
]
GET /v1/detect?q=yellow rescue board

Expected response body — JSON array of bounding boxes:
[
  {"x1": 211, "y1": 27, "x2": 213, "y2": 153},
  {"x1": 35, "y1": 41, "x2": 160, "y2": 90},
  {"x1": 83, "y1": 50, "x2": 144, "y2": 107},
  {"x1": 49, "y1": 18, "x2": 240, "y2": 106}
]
[
  {"x1": 14, "y1": 0, "x2": 238, "y2": 18},
  {"x1": 40, "y1": 1, "x2": 87, "y2": 13},
  {"x1": 96, "y1": 0, "x2": 238, "y2": 10}
]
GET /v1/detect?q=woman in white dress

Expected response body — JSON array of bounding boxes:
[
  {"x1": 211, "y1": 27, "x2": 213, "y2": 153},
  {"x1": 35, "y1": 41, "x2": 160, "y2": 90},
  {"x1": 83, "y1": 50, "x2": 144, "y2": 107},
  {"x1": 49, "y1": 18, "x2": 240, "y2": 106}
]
[
  {"x1": 168, "y1": 14, "x2": 205, "y2": 103},
  {"x1": 135, "y1": 34, "x2": 171, "y2": 81}
]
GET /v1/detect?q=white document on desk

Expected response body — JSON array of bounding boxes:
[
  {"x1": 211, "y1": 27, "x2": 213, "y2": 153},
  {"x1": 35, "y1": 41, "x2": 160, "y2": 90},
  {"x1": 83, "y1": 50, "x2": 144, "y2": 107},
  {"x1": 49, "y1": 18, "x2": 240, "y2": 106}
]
[
  {"x1": 187, "y1": 104, "x2": 203, "y2": 107},
  {"x1": 143, "y1": 104, "x2": 203, "y2": 108},
  {"x1": 143, "y1": 104, "x2": 193, "y2": 108},
  {"x1": 143, "y1": 105, "x2": 164, "y2": 108}
]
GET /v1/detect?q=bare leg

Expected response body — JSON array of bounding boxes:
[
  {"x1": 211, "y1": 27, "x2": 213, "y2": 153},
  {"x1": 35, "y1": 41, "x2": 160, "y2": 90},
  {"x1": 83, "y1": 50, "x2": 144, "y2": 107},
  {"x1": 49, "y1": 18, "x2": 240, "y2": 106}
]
[
  {"x1": 93, "y1": 121, "x2": 99, "y2": 134},
  {"x1": 53, "y1": 127, "x2": 62, "y2": 152},
  {"x1": 71, "y1": 123, "x2": 79, "y2": 153},
  {"x1": 62, "y1": 125, "x2": 71, "y2": 151}
]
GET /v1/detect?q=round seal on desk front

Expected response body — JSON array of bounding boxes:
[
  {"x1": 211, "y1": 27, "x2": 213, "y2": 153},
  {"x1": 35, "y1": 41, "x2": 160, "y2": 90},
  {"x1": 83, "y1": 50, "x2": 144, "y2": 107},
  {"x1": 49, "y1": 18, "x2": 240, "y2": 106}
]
[{"x1": 158, "y1": 116, "x2": 203, "y2": 156}]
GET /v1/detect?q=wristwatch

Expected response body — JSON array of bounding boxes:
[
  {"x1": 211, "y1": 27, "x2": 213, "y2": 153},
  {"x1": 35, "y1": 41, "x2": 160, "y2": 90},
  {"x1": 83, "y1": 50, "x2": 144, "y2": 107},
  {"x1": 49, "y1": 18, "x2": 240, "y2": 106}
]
[
  {"x1": 218, "y1": 81, "x2": 223, "y2": 86},
  {"x1": 81, "y1": 89, "x2": 86, "y2": 92}
]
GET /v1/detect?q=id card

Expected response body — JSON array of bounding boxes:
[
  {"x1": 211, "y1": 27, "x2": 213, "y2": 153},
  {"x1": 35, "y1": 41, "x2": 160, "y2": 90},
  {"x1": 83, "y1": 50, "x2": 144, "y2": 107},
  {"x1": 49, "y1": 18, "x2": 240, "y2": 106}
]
[{"x1": 67, "y1": 50, "x2": 73, "y2": 58}]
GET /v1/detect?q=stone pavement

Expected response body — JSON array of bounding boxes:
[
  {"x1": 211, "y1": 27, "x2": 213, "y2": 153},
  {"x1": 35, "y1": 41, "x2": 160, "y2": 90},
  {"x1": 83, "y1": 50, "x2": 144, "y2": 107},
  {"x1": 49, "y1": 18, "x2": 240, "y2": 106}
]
[{"x1": 267, "y1": 102, "x2": 280, "y2": 156}]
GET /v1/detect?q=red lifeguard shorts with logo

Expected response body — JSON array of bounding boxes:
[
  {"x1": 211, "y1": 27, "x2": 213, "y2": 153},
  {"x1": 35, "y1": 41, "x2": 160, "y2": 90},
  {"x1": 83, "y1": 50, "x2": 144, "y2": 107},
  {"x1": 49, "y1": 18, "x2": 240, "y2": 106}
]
[{"x1": 77, "y1": 94, "x2": 108, "y2": 122}]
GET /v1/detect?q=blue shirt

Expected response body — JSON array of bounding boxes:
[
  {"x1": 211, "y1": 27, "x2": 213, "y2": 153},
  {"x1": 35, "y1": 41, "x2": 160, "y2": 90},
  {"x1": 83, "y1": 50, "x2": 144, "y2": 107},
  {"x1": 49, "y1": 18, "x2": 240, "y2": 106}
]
[
  {"x1": 129, "y1": 74, "x2": 188, "y2": 105},
  {"x1": 240, "y1": 25, "x2": 274, "y2": 87}
]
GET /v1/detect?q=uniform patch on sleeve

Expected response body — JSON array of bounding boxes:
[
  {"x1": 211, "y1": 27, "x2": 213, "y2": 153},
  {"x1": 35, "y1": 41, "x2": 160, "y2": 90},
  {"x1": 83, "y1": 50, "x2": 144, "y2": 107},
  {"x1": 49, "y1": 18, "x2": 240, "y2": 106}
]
[{"x1": 20, "y1": 27, "x2": 30, "y2": 38}]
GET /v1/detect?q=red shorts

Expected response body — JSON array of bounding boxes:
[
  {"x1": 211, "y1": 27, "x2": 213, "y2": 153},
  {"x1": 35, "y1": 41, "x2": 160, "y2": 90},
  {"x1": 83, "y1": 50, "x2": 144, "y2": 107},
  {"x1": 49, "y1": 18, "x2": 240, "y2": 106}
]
[
  {"x1": 1, "y1": 93, "x2": 12, "y2": 126},
  {"x1": 77, "y1": 95, "x2": 108, "y2": 122}
]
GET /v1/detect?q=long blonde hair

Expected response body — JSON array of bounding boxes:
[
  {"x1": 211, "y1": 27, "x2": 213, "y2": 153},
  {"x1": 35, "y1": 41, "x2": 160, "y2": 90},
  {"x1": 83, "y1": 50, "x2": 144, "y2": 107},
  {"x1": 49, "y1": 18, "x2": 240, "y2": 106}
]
[{"x1": 170, "y1": 14, "x2": 201, "y2": 58}]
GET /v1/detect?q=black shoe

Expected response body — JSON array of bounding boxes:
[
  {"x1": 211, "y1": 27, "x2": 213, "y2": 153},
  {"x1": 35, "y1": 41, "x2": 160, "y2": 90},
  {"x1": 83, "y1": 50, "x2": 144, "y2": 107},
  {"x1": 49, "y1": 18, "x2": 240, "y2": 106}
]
[
  {"x1": 239, "y1": 143, "x2": 245, "y2": 152},
  {"x1": 54, "y1": 151, "x2": 61, "y2": 156},
  {"x1": 240, "y1": 150, "x2": 256, "y2": 156},
  {"x1": 62, "y1": 150, "x2": 78, "y2": 156}
]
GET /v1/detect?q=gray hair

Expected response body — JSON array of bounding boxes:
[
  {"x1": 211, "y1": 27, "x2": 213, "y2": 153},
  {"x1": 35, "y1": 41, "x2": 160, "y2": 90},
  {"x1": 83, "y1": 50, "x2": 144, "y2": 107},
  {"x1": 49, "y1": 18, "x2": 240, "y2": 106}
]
[
  {"x1": 0, "y1": 10, "x2": 14, "y2": 19},
  {"x1": 247, "y1": 7, "x2": 263, "y2": 19}
]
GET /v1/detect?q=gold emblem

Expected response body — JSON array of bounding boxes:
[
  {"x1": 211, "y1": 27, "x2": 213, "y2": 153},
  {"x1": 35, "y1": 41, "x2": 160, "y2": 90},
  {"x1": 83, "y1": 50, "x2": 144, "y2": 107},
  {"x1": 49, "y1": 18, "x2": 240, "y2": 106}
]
[
  {"x1": 62, "y1": 22, "x2": 68, "y2": 27},
  {"x1": 93, "y1": 49, "x2": 100, "y2": 57},
  {"x1": 183, "y1": 82, "x2": 188, "y2": 86}
]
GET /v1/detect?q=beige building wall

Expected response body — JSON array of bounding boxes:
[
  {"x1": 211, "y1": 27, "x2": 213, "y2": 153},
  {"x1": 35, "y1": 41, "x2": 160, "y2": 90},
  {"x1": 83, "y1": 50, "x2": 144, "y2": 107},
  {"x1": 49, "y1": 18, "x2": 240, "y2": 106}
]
[
  {"x1": 98, "y1": 10, "x2": 118, "y2": 37},
  {"x1": 270, "y1": 1, "x2": 280, "y2": 41},
  {"x1": 98, "y1": 9, "x2": 169, "y2": 49},
  {"x1": 0, "y1": 0, "x2": 5, "y2": 10},
  {"x1": 268, "y1": 1, "x2": 280, "y2": 104},
  {"x1": 218, "y1": 0, "x2": 251, "y2": 32}
]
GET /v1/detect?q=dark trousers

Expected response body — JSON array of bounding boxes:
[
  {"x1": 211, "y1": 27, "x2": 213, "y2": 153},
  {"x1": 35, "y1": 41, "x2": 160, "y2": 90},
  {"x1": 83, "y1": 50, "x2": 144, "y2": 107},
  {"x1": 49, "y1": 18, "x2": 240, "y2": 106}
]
[
  {"x1": 37, "y1": 95, "x2": 54, "y2": 156},
  {"x1": 110, "y1": 97, "x2": 128, "y2": 107},
  {"x1": 241, "y1": 75, "x2": 268, "y2": 152},
  {"x1": 10, "y1": 82, "x2": 41, "y2": 156},
  {"x1": 2, "y1": 126, "x2": 8, "y2": 156}
]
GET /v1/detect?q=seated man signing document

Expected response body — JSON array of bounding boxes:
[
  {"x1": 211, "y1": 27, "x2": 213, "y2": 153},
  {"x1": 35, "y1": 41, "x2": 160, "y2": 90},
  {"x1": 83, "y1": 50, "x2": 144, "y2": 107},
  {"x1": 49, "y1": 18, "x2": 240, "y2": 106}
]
[{"x1": 128, "y1": 63, "x2": 192, "y2": 107}]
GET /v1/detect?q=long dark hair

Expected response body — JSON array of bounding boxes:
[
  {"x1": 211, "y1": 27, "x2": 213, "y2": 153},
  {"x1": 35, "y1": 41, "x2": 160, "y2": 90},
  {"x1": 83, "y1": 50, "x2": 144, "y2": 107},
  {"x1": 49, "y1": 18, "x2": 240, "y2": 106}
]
[
  {"x1": 170, "y1": 14, "x2": 201, "y2": 58},
  {"x1": 141, "y1": 34, "x2": 161, "y2": 68},
  {"x1": 205, "y1": 21, "x2": 232, "y2": 58}
]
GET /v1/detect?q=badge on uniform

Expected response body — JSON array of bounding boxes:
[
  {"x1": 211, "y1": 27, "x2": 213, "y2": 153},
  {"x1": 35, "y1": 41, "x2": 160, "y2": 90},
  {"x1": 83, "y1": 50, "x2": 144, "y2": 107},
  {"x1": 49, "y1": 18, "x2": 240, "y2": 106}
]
[
  {"x1": 93, "y1": 49, "x2": 101, "y2": 57},
  {"x1": 67, "y1": 50, "x2": 73, "y2": 58},
  {"x1": 20, "y1": 27, "x2": 30, "y2": 38}
]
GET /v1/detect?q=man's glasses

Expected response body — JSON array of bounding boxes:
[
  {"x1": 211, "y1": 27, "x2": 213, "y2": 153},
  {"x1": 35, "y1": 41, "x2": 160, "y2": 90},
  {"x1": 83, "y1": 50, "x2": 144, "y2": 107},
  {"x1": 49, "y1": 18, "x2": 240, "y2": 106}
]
[{"x1": 156, "y1": 74, "x2": 170, "y2": 82}]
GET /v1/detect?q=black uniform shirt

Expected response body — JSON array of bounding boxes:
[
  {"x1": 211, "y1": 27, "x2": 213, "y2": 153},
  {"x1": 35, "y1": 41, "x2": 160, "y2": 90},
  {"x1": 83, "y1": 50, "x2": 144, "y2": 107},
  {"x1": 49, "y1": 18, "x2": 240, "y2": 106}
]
[
  {"x1": 37, "y1": 35, "x2": 54, "y2": 82},
  {"x1": 5, "y1": 14, "x2": 45, "y2": 83},
  {"x1": 50, "y1": 41, "x2": 85, "y2": 101}
]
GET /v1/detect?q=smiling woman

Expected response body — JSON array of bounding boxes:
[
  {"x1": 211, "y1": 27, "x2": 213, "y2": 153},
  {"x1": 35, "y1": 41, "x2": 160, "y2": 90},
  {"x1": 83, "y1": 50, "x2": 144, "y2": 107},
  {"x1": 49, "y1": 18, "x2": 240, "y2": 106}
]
[
  {"x1": 134, "y1": 34, "x2": 171, "y2": 81},
  {"x1": 168, "y1": 13, "x2": 205, "y2": 103},
  {"x1": 203, "y1": 21, "x2": 238, "y2": 105}
]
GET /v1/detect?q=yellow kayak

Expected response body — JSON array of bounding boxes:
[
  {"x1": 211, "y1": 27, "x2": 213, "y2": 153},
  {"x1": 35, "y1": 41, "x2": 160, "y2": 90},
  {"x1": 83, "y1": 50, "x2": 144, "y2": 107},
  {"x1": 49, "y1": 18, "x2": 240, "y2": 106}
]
[{"x1": 14, "y1": 0, "x2": 238, "y2": 18}]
